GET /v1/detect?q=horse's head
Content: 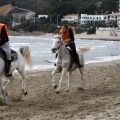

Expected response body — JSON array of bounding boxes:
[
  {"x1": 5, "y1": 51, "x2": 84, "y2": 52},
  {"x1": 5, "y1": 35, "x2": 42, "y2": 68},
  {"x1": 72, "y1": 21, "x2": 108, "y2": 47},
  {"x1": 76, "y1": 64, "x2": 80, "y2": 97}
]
[{"x1": 51, "y1": 35, "x2": 62, "y2": 53}]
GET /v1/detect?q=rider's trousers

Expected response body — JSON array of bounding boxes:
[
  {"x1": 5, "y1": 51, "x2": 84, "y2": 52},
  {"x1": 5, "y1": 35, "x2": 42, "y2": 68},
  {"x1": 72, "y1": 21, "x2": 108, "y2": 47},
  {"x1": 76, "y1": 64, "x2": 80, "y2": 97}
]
[{"x1": 0, "y1": 41, "x2": 11, "y2": 60}]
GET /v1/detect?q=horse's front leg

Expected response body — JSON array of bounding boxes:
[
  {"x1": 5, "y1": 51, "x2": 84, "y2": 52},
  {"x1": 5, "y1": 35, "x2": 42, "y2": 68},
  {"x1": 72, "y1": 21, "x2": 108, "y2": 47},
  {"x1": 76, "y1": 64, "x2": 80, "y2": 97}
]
[
  {"x1": 65, "y1": 71, "x2": 72, "y2": 92},
  {"x1": 3, "y1": 76, "x2": 14, "y2": 96},
  {"x1": 52, "y1": 68, "x2": 59, "y2": 89},
  {"x1": 55, "y1": 68, "x2": 67, "y2": 94}
]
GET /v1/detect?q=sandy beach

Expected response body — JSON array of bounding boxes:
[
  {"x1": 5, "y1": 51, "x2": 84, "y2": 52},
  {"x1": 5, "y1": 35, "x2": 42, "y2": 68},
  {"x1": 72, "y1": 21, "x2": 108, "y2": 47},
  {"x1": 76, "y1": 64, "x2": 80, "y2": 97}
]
[
  {"x1": 0, "y1": 59, "x2": 120, "y2": 119},
  {"x1": 0, "y1": 31, "x2": 120, "y2": 119}
]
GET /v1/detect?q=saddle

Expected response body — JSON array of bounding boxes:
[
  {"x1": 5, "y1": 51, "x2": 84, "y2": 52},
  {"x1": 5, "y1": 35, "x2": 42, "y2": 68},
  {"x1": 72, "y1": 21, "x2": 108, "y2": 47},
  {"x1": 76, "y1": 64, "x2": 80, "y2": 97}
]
[
  {"x1": 55, "y1": 47, "x2": 77, "y2": 71},
  {"x1": 67, "y1": 48, "x2": 75, "y2": 61},
  {"x1": 0, "y1": 48, "x2": 18, "y2": 62}
]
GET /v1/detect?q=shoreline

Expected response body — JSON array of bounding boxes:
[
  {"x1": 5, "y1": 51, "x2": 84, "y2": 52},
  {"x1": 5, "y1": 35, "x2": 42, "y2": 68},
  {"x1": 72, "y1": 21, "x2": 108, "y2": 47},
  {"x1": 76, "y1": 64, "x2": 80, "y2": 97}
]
[
  {"x1": 25, "y1": 59, "x2": 120, "y2": 73},
  {"x1": 9, "y1": 30, "x2": 120, "y2": 41}
]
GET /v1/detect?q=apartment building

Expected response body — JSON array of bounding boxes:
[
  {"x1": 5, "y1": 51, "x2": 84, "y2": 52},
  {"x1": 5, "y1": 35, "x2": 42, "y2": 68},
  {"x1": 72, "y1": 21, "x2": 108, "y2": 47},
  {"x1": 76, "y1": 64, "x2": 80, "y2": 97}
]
[
  {"x1": 81, "y1": 14, "x2": 108, "y2": 24},
  {"x1": 61, "y1": 14, "x2": 79, "y2": 23},
  {"x1": 81, "y1": 12, "x2": 118, "y2": 25}
]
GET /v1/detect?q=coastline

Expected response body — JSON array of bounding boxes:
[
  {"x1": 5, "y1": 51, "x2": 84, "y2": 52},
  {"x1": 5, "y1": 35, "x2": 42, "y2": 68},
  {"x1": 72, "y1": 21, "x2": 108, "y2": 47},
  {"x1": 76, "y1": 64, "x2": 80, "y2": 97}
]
[
  {"x1": 9, "y1": 30, "x2": 120, "y2": 41},
  {"x1": 75, "y1": 32, "x2": 120, "y2": 41}
]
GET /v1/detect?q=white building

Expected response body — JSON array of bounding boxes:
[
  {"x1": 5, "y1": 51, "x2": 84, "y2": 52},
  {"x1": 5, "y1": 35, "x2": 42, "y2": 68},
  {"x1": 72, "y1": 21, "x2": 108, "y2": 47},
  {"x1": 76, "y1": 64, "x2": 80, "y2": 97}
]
[
  {"x1": 61, "y1": 14, "x2": 79, "y2": 23},
  {"x1": 38, "y1": 15, "x2": 48, "y2": 19},
  {"x1": 81, "y1": 14, "x2": 108, "y2": 24},
  {"x1": 118, "y1": 0, "x2": 120, "y2": 28},
  {"x1": 81, "y1": 12, "x2": 118, "y2": 25}
]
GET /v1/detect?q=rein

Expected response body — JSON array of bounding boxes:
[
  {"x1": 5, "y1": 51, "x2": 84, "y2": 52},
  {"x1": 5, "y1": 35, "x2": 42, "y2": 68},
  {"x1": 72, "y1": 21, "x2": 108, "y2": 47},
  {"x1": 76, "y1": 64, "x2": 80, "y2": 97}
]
[{"x1": 55, "y1": 37, "x2": 63, "y2": 59}]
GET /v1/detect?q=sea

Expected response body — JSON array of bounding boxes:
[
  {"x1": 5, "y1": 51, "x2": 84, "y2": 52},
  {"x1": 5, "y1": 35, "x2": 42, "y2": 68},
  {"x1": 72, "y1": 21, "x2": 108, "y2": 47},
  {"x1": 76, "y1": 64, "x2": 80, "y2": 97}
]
[{"x1": 9, "y1": 36, "x2": 120, "y2": 71}]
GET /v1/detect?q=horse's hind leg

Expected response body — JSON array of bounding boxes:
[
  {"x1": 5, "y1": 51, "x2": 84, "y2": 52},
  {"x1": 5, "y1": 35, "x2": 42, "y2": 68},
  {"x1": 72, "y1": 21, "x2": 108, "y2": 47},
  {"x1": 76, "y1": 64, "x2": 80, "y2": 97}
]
[
  {"x1": 18, "y1": 70, "x2": 27, "y2": 95},
  {"x1": 78, "y1": 67, "x2": 85, "y2": 90}
]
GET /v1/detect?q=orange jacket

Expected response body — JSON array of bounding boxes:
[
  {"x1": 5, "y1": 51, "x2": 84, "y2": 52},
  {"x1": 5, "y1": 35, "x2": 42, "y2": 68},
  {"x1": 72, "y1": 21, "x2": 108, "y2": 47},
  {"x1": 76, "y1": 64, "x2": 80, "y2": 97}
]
[
  {"x1": 0, "y1": 23, "x2": 9, "y2": 42},
  {"x1": 0, "y1": 23, "x2": 8, "y2": 35},
  {"x1": 59, "y1": 29, "x2": 72, "y2": 44}
]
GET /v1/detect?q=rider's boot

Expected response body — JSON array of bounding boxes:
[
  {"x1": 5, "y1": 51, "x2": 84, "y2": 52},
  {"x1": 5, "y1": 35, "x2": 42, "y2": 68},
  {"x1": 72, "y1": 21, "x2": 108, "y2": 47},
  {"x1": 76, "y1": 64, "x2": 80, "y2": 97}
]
[
  {"x1": 76, "y1": 55, "x2": 83, "y2": 68},
  {"x1": 5, "y1": 60, "x2": 12, "y2": 77},
  {"x1": 54, "y1": 53, "x2": 58, "y2": 66}
]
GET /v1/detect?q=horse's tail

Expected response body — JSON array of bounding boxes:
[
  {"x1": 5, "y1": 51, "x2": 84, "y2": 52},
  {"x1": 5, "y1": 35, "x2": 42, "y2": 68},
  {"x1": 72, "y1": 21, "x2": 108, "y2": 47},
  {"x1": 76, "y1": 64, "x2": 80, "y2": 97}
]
[
  {"x1": 19, "y1": 46, "x2": 33, "y2": 67},
  {"x1": 78, "y1": 46, "x2": 91, "y2": 53}
]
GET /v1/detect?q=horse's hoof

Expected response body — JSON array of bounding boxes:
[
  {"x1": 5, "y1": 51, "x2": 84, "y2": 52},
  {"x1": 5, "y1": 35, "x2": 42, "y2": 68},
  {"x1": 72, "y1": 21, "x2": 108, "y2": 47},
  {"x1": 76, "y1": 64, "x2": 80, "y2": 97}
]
[
  {"x1": 53, "y1": 85, "x2": 57, "y2": 89},
  {"x1": 23, "y1": 91, "x2": 27, "y2": 95},
  {"x1": 0, "y1": 99, "x2": 6, "y2": 105},
  {"x1": 5, "y1": 92, "x2": 8, "y2": 96},
  {"x1": 77, "y1": 87, "x2": 85, "y2": 91},
  {"x1": 55, "y1": 90, "x2": 59, "y2": 94},
  {"x1": 2, "y1": 102, "x2": 7, "y2": 105},
  {"x1": 65, "y1": 89, "x2": 69, "y2": 92},
  {"x1": 22, "y1": 89, "x2": 27, "y2": 95}
]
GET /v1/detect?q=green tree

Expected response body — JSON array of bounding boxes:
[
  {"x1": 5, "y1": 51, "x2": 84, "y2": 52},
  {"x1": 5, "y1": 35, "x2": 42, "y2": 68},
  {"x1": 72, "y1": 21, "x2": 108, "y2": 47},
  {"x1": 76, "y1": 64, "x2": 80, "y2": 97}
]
[
  {"x1": 49, "y1": 2, "x2": 77, "y2": 23},
  {"x1": 0, "y1": 15, "x2": 13, "y2": 26},
  {"x1": 78, "y1": 3, "x2": 97, "y2": 14},
  {"x1": 100, "y1": 0, "x2": 117, "y2": 13}
]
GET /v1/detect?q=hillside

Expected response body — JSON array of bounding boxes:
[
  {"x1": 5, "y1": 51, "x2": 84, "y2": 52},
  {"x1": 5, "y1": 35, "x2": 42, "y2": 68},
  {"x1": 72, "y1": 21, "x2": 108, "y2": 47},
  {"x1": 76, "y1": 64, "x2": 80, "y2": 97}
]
[
  {"x1": 0, "y1": 0, "x2": 107, "y2": 12},
  {"x1": 0, "y1": 0, "x2": 59, "y2": 11},
  {"x1": 0, "y1": 0, "x2": 118, "y2": 33},
  {"x1": 0, "y1": 0, "x2": 118, "y2": 22}
]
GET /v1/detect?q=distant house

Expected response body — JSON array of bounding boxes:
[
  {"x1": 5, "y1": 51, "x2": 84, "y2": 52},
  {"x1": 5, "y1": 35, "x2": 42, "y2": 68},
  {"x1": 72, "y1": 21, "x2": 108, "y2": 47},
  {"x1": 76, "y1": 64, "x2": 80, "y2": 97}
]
[
  {"x1": 10, "y1": 8, "x2": 35, "y2": 27},
  {"x1": 61, "y1": 14, "x2": 79, "y2": 23},
  {"x1": 38, "y1": 15, "x2": 48, "y2": 19},
  {"x1": 108, "y1": 12, "x2": 118, "y2": 23},
  {"x1": 0, "y1": 4, "x2": 35, "y2": 27}
]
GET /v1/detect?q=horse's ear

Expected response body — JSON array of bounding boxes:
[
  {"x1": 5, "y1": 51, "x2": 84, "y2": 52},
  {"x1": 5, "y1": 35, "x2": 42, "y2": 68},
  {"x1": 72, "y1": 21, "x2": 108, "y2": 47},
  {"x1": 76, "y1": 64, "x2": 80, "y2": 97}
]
[{"x1": 54, "y1": 34, "x2": 61, "y2": 38}]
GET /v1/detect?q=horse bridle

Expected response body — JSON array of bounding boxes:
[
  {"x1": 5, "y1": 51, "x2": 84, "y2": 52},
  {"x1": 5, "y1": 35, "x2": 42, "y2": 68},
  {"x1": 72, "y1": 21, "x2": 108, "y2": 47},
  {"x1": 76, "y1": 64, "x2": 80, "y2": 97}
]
[
  {"x1": 55, "y1": 37, "x2": 63, "y2": 51},
  {"x1": 55, "y1": 37, "x2": 63, "y2": 59}
]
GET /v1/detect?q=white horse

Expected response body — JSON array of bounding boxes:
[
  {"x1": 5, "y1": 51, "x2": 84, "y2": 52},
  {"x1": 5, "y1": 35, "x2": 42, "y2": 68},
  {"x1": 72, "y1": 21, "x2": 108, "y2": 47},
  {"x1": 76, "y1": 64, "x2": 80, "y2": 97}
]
[
  {"x1": 51, "y1": 36, "x2": 90, "y2": 94},
  {"x1": 0, "y1": 45, "x2": 32, "y2": 104}
]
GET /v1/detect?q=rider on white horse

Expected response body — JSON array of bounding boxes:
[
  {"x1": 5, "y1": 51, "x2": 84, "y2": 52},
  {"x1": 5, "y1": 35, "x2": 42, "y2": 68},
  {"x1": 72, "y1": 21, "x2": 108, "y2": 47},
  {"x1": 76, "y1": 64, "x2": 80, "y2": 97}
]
[
  {"x1": 0, "y1": 23, "x2": 12, "y2": 77},
  {"x1": 59, "y1": 24, "x2": 83, "y2": 68}
]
